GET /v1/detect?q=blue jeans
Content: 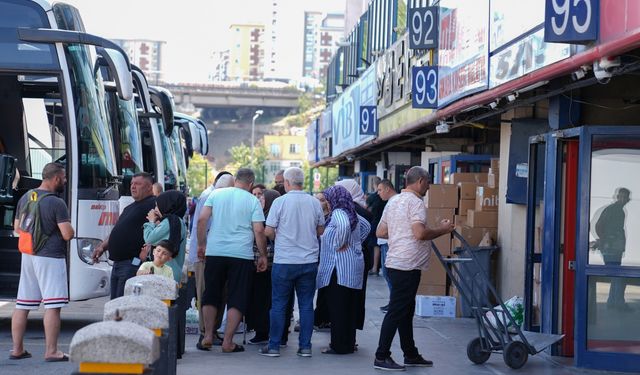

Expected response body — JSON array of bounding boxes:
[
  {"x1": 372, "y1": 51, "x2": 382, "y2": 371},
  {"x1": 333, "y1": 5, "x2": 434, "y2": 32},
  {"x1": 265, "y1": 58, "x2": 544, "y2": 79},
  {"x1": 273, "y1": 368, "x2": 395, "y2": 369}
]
[
  {"x1": 110, "y1": 259, "x2": 139, "y2": 299},
  {"x1": 269, "y1": 263, "x2": 317, "y2": 350},
  {"x1": 380, "y1": 244, "x2": 392, "y2": 292}
]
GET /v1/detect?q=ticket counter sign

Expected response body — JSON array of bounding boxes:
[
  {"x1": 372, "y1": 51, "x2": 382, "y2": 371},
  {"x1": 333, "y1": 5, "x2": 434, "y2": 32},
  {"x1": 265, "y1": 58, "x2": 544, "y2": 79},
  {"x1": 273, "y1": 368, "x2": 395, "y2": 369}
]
[{"x1": 437, "y1": 0, "x2": 489, "y2": 107}]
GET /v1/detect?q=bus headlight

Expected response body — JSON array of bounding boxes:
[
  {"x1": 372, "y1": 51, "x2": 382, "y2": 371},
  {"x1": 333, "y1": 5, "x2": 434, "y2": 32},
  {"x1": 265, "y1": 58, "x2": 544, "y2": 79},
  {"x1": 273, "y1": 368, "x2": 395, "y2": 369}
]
[{"x1": 77, "y1": 238, "x2": 104, "y2": 265}]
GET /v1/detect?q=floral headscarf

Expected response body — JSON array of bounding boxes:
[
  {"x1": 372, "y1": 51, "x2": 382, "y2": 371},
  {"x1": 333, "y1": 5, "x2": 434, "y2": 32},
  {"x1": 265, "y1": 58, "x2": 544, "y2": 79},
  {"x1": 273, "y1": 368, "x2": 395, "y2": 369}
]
[
  {"x1": 335, "y1": 179, "x2": 366, "y2": 208},
  {"x1": 323, "y1": 185, "x2": 358, "y2": 231}
]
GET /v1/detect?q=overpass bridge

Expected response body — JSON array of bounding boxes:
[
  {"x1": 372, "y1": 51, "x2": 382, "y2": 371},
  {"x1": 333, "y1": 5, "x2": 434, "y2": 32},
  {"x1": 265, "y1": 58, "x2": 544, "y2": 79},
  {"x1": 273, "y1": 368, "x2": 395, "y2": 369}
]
[{"x1": 162, "y1": 82, "x2": 302, "y2": 121}]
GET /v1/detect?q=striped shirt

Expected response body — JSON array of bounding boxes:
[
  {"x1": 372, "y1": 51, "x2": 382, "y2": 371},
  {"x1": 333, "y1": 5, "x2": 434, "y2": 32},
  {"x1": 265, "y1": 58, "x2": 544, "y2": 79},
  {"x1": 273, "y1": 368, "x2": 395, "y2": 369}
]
[{"x1": 317, "y1": 209, "x2": 371, "y2": 290}]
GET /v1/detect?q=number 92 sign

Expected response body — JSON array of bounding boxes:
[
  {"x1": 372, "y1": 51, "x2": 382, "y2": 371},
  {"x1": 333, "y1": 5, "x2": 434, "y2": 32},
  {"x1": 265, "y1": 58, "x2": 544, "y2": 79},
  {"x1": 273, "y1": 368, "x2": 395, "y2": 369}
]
[
  {"x1": 544, "y1": 0, "x2": 599, "y2": 43},
  {"x1": 411, "y1": 66, "x2": 438, "y2": 109}
]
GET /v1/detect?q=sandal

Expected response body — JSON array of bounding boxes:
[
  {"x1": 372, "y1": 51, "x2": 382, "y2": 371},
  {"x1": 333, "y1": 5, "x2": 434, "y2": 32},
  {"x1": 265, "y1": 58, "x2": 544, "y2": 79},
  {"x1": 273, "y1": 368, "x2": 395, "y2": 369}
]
[
  {"x1": 9, "y1": 351, "x2": 32, "y2": 360},
  {"x1": 45, "y1": 353, "x2": 69, "y2": 362},
  {"x1": 321, "y1": 347, "x2": 339, "y2": 354},
  {"x1": 222, "y1": 344, "x2": 245, "y2": 353}
]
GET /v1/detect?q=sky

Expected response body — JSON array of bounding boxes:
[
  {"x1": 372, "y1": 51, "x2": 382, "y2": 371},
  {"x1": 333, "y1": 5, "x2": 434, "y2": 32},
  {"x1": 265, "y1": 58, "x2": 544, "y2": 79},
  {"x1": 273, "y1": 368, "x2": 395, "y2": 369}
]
[{"x1": 62, "y1": 0, "x2": 347, "y2": 83}]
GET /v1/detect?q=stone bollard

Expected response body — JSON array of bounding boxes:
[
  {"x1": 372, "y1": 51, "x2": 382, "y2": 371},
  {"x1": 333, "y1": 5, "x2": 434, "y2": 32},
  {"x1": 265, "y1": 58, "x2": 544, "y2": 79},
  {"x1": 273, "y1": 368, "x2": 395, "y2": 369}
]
[
  {"x1": 124, "y1": 275, "x2": 178, "y2": 375},
  {"x1": 70, "y1": 321, "x2": 159, "y2": 374}
]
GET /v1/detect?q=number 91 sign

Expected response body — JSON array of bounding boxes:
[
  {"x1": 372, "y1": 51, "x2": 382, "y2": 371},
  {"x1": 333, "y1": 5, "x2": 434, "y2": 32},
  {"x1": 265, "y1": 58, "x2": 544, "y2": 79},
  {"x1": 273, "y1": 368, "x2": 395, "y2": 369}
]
[
  {"x1": 359, "y1": 106, "x2": 378, "y2": 136},
  {"x1": 412, "y1": 66, "x2": 438, "y2": 109}
]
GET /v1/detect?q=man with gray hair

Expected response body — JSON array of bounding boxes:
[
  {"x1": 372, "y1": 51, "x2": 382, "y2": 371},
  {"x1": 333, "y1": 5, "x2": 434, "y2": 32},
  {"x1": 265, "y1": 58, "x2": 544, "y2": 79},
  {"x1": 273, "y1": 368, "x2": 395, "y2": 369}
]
[
  {"x1": 197, "y1": 168, "x2": 267, "y2": 353},
  {"x1": 373, "y1": 166, "x2": 454, "y2": 371},
  {"x1": 259, "y1": 167, "x2": 325, "y2": 358}
]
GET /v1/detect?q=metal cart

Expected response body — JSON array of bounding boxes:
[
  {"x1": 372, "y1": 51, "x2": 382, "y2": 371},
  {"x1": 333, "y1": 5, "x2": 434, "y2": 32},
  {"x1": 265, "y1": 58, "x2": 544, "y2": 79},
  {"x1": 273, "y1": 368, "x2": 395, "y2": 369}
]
[{"x1": 430, "y1": 230, "x2": 564, "y2": 369}]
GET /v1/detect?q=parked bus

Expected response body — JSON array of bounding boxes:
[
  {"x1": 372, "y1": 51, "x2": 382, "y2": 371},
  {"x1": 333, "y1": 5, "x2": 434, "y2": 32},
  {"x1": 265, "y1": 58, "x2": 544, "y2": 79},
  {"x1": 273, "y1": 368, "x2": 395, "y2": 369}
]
[{"x1": 0, "y1": 0, "x2": 134, "y2": 300}]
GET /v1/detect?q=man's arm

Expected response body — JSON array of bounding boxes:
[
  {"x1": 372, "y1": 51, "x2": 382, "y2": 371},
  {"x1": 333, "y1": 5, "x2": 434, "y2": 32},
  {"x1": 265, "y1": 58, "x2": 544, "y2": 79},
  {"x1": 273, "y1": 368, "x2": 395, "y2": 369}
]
[
  {"x1": 316, "y1": 225, "x2": 324, "y2": 237},
  {"x1": 196, "y1": 206, "x2": 212, "y2": 261},
  {"x1": 411, "y1": 220, "x2": 454, "y2": 241},
  {"x1": 58, "y1": 222, "x2": 74, "y2": 241},
  {"x1": 376, "y1": 220, "x2": 389, "y2": 239},
  {"x1": 265, "y1": 225, "x2": 276, "y2": 241},
  {"x1": 253, "y1": 222, "x2": 268, "y2": 272}
]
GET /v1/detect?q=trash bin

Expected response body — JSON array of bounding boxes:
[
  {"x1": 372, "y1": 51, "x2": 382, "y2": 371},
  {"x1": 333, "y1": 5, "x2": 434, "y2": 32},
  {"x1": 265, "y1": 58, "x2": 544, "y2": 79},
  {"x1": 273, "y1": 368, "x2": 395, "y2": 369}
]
[{"x1": 452, "y1": 246, "x2": 498, "y2": 318}]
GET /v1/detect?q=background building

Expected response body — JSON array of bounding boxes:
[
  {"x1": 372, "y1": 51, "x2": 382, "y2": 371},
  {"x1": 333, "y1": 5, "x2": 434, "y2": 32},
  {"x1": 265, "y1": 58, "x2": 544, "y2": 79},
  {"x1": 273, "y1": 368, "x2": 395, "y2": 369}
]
[
  {"x1": 209, "y1": 49, "x2": 230, "y2": 81},
  {"x1": 228, "y1": 24, "x2": 265, "y2": 81},
  {"x1": 113, "y1": 38, "x2": 165, "y2": 84},
  {"x1": 302, "y1": 12, "x2": 345, "y2": 83},
  {"x1": 263, "y1": 131, "x2": 306, "y2": 183}
]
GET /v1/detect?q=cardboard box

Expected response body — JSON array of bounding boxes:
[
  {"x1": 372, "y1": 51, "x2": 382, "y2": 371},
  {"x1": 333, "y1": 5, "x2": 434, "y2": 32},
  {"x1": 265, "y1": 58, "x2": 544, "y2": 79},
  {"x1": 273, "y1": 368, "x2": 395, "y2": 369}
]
[
  {"x1": 475, "y1": 186, "x2": 499, "y2": 211},
  {"x1": 448, "y1": 286, "x2": 464, "y2": 317},
  {"x1": 454, "y1": 215, "x2": 467, "y2": 226},
  {"x1": 452, "y1": 225, "x2": 497, "y2": 248},
  {"x1": 490, "y1": 158, "x2": 500, "y2": 172},
  {"x1": 425, "y1": 184, "x2": 458, "y2": 208},
  {"x1": 458, "y1": 182, "x2": 484, "y2": 200},
  {"x1": 487, "y1": 171, "x2": 498, "y2": 188},
  {"x1": 450, "y1": 173, "x2": 487, "y2": 185},
  {"x1": 426, "y1": 208, "x2": 455, "y2": 227},
  {"x1": 415, "y1": 296, "x2": 456, "y2": 318},
  {"x1": 416, "y1": 284, "x2": 447, "y2": 297},
  {"x1": 458, "y1": 199, "x2": 475, "y2": 215},
  {"x1": 420, "y1": 258, "x2": 447, "y2": 285},
  {"x1": 432, "y1": 233, "x2": 452, "y2": 255},
  {"x1": 467, "y1": 209, "x2": 498, "y2": 228}
]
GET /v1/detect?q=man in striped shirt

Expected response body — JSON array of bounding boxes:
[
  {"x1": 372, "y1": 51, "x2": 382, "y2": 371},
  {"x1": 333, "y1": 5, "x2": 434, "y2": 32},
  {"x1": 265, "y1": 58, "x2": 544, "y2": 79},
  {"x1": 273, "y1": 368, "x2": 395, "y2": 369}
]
[{"x1": 373, "y1": 166, "x2": 454, "y2": 371}]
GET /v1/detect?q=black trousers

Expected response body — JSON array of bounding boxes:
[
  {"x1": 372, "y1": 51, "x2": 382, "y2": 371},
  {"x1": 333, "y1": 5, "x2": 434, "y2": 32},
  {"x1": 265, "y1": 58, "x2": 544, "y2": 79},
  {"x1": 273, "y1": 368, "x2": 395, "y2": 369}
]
[
  {"x1": 375, "y1": 268, "x2": 421, "y2": 360},
  {"x1": 314, "y1": 287, "x2": 330, "y2": 326},
  {"x1": 247, "y1": 270, "x2": 271, "y2": 339},
  {"x1": 326, "y1": 270, "x2": 358, "y2": 354}
]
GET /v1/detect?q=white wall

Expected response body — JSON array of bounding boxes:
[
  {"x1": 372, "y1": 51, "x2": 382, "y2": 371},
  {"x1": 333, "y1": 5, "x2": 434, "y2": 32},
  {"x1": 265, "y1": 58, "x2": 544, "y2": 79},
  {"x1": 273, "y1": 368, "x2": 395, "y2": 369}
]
[{"x1": 497, "y1": 123, "x2": 528, "y2": 299}]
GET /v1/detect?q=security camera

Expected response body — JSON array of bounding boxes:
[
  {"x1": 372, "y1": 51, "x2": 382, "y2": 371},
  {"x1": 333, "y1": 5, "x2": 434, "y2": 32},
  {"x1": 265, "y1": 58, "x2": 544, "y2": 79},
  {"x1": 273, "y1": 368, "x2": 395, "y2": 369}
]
[
  {"x1": 488, "y1": 100, "x2": 499, "y2": 109},
  {"x1": 507, "y1": 93, "x2": 518, "y2": 102},
  {"x1": 571, "y1": 68, "x2": 586, "y2": 81},
  {"x1": 593, "y1": 56, "x2": 620, "y2": 80}
]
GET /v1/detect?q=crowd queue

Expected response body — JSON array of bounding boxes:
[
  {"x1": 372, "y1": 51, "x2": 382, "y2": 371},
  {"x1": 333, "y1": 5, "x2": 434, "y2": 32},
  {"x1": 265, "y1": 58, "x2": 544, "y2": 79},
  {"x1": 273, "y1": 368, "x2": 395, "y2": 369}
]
[{"x1": 10, "y1": 163, "x2": 454, "y2": 371}]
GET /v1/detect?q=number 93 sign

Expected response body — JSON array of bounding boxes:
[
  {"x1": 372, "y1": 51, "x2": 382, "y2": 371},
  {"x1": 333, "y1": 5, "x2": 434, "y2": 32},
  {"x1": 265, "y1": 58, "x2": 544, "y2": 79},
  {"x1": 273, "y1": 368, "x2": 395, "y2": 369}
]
[
  {"x1": 544, "y1": 0, "x2": 599, "y2": 43},
  {"x1": 411, "y1": 66, "x2": 438, "y2": 109}
]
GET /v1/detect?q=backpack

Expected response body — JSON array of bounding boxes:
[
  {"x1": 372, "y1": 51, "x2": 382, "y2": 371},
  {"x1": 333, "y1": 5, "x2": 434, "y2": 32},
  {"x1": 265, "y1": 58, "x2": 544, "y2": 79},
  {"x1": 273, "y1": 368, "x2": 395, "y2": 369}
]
[{"x1": 17, "y1": 189, "x2": 54, "y2": 255}]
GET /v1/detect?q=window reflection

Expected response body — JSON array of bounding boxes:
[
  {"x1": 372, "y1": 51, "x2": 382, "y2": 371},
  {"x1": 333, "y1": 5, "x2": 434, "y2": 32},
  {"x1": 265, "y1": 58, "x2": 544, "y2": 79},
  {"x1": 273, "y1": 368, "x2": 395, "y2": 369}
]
[
  {"x1": 587, "y1": 276, "x2": 640, "y2": 354},
  {"x1": 589, "y1": 136, "x2": 640, "y2": 267}
]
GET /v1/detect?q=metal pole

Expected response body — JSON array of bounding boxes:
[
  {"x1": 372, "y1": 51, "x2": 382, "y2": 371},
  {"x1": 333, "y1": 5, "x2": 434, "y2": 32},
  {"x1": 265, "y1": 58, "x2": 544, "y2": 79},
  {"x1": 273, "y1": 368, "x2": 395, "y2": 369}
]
[{"x1": 251, "y1": 117, "x2": 255, "y2": 164}]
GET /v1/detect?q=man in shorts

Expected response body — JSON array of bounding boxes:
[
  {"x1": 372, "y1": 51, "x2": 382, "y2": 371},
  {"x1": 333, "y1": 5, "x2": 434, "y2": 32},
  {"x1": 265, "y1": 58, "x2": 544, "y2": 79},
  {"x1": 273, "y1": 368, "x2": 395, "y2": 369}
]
[
  {"x1": 196, "y1": 168, "x2": 267, "y2": 353},
  {"x1": 11, "y1": 163, "x2": 74, "y2": 361}
]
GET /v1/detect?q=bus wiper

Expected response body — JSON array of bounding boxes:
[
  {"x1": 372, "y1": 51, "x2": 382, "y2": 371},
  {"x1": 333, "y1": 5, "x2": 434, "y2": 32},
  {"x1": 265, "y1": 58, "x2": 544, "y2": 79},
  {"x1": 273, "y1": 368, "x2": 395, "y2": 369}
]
[{"x1": 97, "y1": 175, "x2": 123, "y2": 199}]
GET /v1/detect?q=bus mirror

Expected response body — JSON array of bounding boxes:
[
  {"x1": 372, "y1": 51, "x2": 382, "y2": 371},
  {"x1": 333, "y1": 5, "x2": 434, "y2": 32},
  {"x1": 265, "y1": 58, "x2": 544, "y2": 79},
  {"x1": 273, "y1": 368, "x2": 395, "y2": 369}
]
[
  {"x1": 148, "y1": 87, "x2": 175, "y2": 137},
  {"x1": 101, "y1": 48, "x2": 133, "y2": 101}
]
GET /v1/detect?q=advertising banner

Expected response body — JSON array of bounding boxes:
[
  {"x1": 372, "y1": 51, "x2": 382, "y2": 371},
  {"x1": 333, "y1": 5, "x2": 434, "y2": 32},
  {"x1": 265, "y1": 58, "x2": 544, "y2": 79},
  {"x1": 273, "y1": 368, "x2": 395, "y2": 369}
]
[
  {"x1": 490, "y1": 0, "x2": 545, "y2": 52},
  {"x1": 490, "y1": 29, "x2": 572, "y2": 88},
  {"x1": 306, "y1": 118, "x2": 318, "y2": 163},
  {"x1": 437, "y1": 0, "x2": 490, "y2": 107},
  {"x1": 331, "y1": 64, "x2": 377, "y2": 157}
]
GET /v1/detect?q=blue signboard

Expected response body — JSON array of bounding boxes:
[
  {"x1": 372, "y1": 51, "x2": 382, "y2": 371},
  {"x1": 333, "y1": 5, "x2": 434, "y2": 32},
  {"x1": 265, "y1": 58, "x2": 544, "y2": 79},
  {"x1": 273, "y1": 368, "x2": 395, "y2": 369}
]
[
  {"x1": 544, "y1": 0, "x2": 599, "y2": 43},
  {"x1": 359, "y1": 106, "x2": 378, "y2": 135},
  {"x1": 412, "y1": 66, "x2": 438, "y2": 109},
  {"x1": 408, "y1": 5, "x2": 439, "y2": 50}
]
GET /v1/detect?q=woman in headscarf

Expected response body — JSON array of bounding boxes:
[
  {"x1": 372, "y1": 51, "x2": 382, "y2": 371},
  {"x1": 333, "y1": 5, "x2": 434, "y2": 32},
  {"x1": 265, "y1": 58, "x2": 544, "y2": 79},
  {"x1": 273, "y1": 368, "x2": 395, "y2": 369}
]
[
  {"x1": 335, "y1": 179, "x2": 375, "y2": 331},
  {"x1": 317, "y1": 185, "x2": 370, "y2": 354},
  {"x1": 246, "y1": 189, "x2": 280, "y2": 345},
  {"x1": 143, "y1": 190, "x2": 187, "y2": 284}
]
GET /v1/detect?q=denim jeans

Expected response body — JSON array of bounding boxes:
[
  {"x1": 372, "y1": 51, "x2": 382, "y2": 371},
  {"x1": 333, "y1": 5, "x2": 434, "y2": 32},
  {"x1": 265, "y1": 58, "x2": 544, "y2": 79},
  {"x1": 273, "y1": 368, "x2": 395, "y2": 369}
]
[
  {"x1": 110, "y1": 259, "x2": 139, "y2": 299},
  {"x1": 375, "y1": 268, "x2": 421, "y2": 360},
  {"x1": 269, "y1": 263, "x2": 317, "y2": 350},
  {"x1": 379, "y1": 244, "x2": 392, "y2": 292}
]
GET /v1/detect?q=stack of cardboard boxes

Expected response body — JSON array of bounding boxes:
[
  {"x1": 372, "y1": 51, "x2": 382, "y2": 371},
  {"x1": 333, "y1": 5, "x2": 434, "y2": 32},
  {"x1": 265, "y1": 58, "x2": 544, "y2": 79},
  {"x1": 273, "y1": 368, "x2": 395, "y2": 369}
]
[{"x1": 416, "y1": 158, "x2": 501, "y2": 317}]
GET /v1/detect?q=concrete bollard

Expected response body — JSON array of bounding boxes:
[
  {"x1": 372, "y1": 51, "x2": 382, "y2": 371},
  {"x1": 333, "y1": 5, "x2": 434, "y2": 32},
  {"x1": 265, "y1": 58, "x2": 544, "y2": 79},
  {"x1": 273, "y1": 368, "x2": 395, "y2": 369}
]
[
  {"x1": 70, "y1": 321, "x2": 159, "y2": 374},
  {"x1": 124, "y1": 275, "x2": 178, "y2": 375}
]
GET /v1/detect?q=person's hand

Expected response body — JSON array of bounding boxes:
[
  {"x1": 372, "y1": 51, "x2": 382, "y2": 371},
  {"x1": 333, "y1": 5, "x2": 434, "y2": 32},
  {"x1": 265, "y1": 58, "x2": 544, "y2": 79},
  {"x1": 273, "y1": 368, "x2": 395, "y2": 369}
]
[
  {"x1": 439, "y1": 219, "x2": 455, "y2": 233},
  {"x1": 139, "y1": 244, "x2": 151, "y2": 261},
  {"x1": 91, "y1": 241, "x2": 106, "y2": 264},
  {"x1": 256, "y1": 255, "x2": 267, "y2": 272},
  {"x1": 137, "y1": 269, "x2": 151, "y2": 276},
  {"x1": 197, "y1": 245, "x2": 206, "y2": 262},
  {"x1": 146, "y1": 209, "x2": 158, "y2": 223},
  {"x1": 337, "y1": 244, "x2": 348, "y2": 252}
]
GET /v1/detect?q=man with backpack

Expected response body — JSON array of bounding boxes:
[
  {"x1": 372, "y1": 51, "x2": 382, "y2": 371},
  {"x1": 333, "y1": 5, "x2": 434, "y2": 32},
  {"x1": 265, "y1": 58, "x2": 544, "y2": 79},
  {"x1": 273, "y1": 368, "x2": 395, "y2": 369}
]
[{"x1": 10, "y1": 162, "x2": 74, "y2": 362}]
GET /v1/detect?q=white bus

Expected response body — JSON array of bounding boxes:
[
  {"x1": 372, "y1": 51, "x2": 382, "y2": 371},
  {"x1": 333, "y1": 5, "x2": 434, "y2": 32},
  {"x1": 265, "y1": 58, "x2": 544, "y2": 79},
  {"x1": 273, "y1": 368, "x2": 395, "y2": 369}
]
[{"x1": 0, "y1": 0, "x2": 134, "y2": 300}]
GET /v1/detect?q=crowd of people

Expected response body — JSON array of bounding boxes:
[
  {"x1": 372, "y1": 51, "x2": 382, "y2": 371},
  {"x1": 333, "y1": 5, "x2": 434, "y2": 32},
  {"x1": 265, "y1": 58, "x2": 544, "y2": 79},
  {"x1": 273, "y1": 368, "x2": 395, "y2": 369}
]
[{"x1": 10, "y1": 162, "x2": 455, "y2": 371}]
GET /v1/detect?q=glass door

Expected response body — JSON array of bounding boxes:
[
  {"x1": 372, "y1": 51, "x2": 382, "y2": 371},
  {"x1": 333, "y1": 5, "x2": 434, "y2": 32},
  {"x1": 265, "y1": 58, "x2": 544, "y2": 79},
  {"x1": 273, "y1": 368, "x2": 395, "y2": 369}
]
[{"x1": 575, "y1": 127, "x2": 640, "y2": 372}]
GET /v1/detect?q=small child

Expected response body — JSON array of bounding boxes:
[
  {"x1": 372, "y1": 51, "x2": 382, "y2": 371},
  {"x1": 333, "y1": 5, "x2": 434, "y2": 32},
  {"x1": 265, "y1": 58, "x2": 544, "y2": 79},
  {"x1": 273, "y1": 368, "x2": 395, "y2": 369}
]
[{"x1": 137, "y1": 240, "x2": 176, "y2": 280}]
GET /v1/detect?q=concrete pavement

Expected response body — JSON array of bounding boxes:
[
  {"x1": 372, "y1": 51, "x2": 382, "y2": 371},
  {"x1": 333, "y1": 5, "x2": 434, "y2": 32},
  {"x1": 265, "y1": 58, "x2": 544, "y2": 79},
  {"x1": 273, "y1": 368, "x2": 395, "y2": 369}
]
[{"x1": 0, "y1": 276, "x2": 631, "y2": 374}]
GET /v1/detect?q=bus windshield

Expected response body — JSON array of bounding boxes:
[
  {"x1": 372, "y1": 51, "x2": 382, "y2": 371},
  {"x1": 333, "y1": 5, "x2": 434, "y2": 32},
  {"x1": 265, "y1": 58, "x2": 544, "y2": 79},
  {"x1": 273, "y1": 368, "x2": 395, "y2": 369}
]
[
  {"x1": 108, "y1": 93, "x2": 144, "y2": 177},
  {"x1": 171, "y1": 127, "x2": 188, "y2": 191},
  {"x1": 65, "y1": 43, "x2": 118, "y2": 188},
  {"x1": 158, "y1": 121, "x2": 178, "y2": 189}
]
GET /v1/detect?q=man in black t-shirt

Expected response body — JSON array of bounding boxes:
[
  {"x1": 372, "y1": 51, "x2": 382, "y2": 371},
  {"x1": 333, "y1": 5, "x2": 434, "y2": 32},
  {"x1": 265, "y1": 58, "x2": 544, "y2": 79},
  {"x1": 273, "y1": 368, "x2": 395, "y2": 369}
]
[
  {"x1": 92, "y1": 172, "x2": 156, "y2": 299},
  {"x1": 12, "y1": 163, "x2": 74, "y2": 361}
]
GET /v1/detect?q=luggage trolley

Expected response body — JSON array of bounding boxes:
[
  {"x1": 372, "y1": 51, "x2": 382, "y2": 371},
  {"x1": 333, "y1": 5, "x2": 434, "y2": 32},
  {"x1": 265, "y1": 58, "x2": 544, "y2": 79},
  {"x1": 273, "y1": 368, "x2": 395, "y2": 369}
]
[{"x1": 430, "y1": 230, "x2": 564, "y2": 370}]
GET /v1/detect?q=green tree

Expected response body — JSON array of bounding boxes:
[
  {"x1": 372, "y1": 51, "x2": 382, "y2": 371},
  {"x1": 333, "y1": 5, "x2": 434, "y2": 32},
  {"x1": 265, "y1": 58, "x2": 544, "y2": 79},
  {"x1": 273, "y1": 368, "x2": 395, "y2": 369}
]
[
  {"x1": 226, "y1": 143, "x2": 269, "y2": 183},
  {"x1": 186, "y1": 153, "x2": 214, "y2": 196},
  {"x1": 303, "y1": 163, "x2": 339, "y2": 193}
]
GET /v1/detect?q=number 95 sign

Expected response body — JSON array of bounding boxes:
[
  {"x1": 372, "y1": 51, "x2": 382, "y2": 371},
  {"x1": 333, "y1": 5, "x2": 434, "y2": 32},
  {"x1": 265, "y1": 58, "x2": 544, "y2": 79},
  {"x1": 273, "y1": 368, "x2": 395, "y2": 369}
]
[
  {"x1": 412, "y1": 66, "x2": 438, "y2": 109},
  {"x1": 544, "y1": 0, "x2": 599, "y2": 43}
]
